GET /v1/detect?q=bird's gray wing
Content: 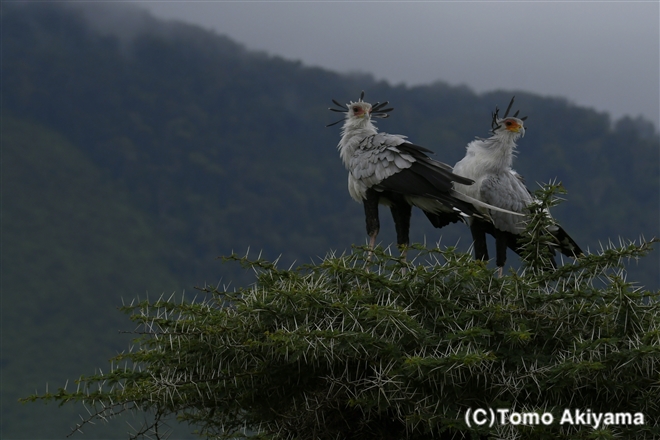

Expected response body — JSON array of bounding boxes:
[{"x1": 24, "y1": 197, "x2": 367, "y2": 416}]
[
  {"x1": 349, "y1": 133, "x2": 485, "y2": 221},
  {"x1": 395, "y1": 142, "x2": 474, "y2": 187},
  {"x1": 349, "y1": 133, "x2": 416, "y2": 189},
  {"x1": 350, "y1": 133, "x2": 473, "y2": 195},
  {"x1": 511, "y1": 170, "x2": 527, "y2": 185},
  {"x1": 480, "y1": 172, "x2": 533, "y2": 234}
]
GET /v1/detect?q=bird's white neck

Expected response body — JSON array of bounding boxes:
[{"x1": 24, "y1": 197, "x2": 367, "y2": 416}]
[
  {"x1": 466, "y1": 132, "x2": 518, "y2": 173},
  {"x1": 337, "y1": 118, "x2": 378, "y2": 169}
]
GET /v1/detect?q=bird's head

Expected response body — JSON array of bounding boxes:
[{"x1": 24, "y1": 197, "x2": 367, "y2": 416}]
[
  {"x1": 326, "y1": 91, "x2": 393, "y2": 128},
  {"x1": 347, "y1": 101, "x2": 372, "y2": 120},
  {"x1": 491, "y1": 96, "x2": 527, "y2": 139}
]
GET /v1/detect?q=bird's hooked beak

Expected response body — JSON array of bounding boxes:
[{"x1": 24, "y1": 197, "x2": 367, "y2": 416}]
[
  {"x1": 508, "y1": 124, "x2": 524, "y2": 135},
  {"x1": 503, "y1": 119, "x2": 525, "y2": 137},
  {"x1": 490, "y1": 96, "x2": 528, "y2": 134},
  {"x1": 352, "y1": 104, "x2": 370, "y2": 118},
  {"x1": 514, "y1": 125, "x2": 525, "y2": 137}
]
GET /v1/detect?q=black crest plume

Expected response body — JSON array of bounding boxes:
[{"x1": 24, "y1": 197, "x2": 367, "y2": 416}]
[
  {"x1": 491, "y1": 96, "x2": 528, "y2": 132},
  {"x1": 326, "y1": 90, "x2": 393, "y2": 127}
]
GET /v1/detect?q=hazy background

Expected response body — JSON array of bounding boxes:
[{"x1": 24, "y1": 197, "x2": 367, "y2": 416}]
[
  {"x1": 2, "y1": 2, "x2": 658, "y2": 439},
  {"x1": 136, "y1": 0, "x2": 660, "y2": 127}
]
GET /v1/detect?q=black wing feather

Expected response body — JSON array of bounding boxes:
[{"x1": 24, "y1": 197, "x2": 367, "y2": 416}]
[{"x1": 375, "y1": 163, "x2": 481, "y2": 218}]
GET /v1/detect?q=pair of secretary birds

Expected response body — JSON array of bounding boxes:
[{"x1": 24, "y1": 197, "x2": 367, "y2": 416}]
[{"x1": 328, "y1": 91, "x2": 583, "y2": 275}]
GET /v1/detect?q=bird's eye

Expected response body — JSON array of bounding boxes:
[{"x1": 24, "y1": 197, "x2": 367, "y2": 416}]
[
  {"x1": 505, "y1": 121, "x2": 513, "y2": 127},
  {"x1": 352, "y1": 106, "x2": 360, "y2": 113}
]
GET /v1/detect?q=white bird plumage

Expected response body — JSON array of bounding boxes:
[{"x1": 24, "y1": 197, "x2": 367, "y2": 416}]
[
  {"x1": 453, "y1": 116, "x2": 530, "y2": 234},
  {"x1": 453, "y1": 97, "x2": 583, "y2": 272},
  {"x1": 329, "y1": 91, "x2": 521, "y2": 256}
]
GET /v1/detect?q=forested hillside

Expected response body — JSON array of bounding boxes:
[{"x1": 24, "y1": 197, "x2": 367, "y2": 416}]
[{"x1": 2, "y1": 3, "x2": 658, "y2": 438}]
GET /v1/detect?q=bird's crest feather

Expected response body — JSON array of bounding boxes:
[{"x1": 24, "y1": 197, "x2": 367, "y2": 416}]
[
  {"x1": 326, "y1": 90, "x2": 393, "y2": 127},
  {"x1": 491, "y1": 96, "x2": 528, "y2": 133}
]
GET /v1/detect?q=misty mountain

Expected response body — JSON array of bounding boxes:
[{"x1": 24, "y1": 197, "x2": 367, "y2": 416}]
[{"x1": 2, "y1": 3, "x2": 658, "y2": 438}]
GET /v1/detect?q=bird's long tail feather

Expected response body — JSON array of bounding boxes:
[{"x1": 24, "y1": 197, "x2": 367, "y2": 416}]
[
  {"x1": 451, "y1": 190, "x2": 525, "y2": 218},
  {"x1": 549, "y1": 224, "x2": 584, "y2": 257}
]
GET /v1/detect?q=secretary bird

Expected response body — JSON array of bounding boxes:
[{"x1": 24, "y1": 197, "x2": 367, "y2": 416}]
[
  {"x1": 327, "y1": 91, "x2": 521, "y2": 259},
  {"x1": 452, "y1": 97, "x2": 583, "y2": 274}
]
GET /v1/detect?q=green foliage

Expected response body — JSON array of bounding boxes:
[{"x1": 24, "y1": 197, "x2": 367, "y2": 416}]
[
  {"x1": 24, "y1": 187, "x2": 660, "y2": 440},
  {"x1": 516, "y1": 180, "x2": 569, "y2": 273},
  {"x1": 4, "y1": 4, "x2": 658, "y2": 437}
]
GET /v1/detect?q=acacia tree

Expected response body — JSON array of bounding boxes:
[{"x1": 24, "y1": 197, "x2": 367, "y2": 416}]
[{"x1": 24, "y1": 185, "x2": 660, "y2": 439}]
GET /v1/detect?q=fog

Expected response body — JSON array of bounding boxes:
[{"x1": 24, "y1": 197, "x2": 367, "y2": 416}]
[{"x1": 133, "y1": 0, "x2": 659, "y2": 128}]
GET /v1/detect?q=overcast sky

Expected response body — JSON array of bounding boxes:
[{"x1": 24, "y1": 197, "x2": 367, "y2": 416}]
[{"x1": 136, "y1": 1, "x2": 659, "y2": 127}]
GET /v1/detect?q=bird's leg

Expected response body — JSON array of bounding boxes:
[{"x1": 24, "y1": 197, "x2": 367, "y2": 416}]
[
  {"x1": 495, "y1": 231, "x2": 508, "y2": 277},
  {"x1": 368, "y1": 233, "x2": 377, "y2": 256},
  {"x1": 390, "y1": 199, "x2": 412, "y2": 275},
  {"x1": 363, "y1": 192, "x2": 380, "y2": 262},
  {"x1": 390, "y1": 199, "x2": 412, "y2": 260},
  {"x1": 470, "y1": 219, "x2": 489, "y2": 262}
]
